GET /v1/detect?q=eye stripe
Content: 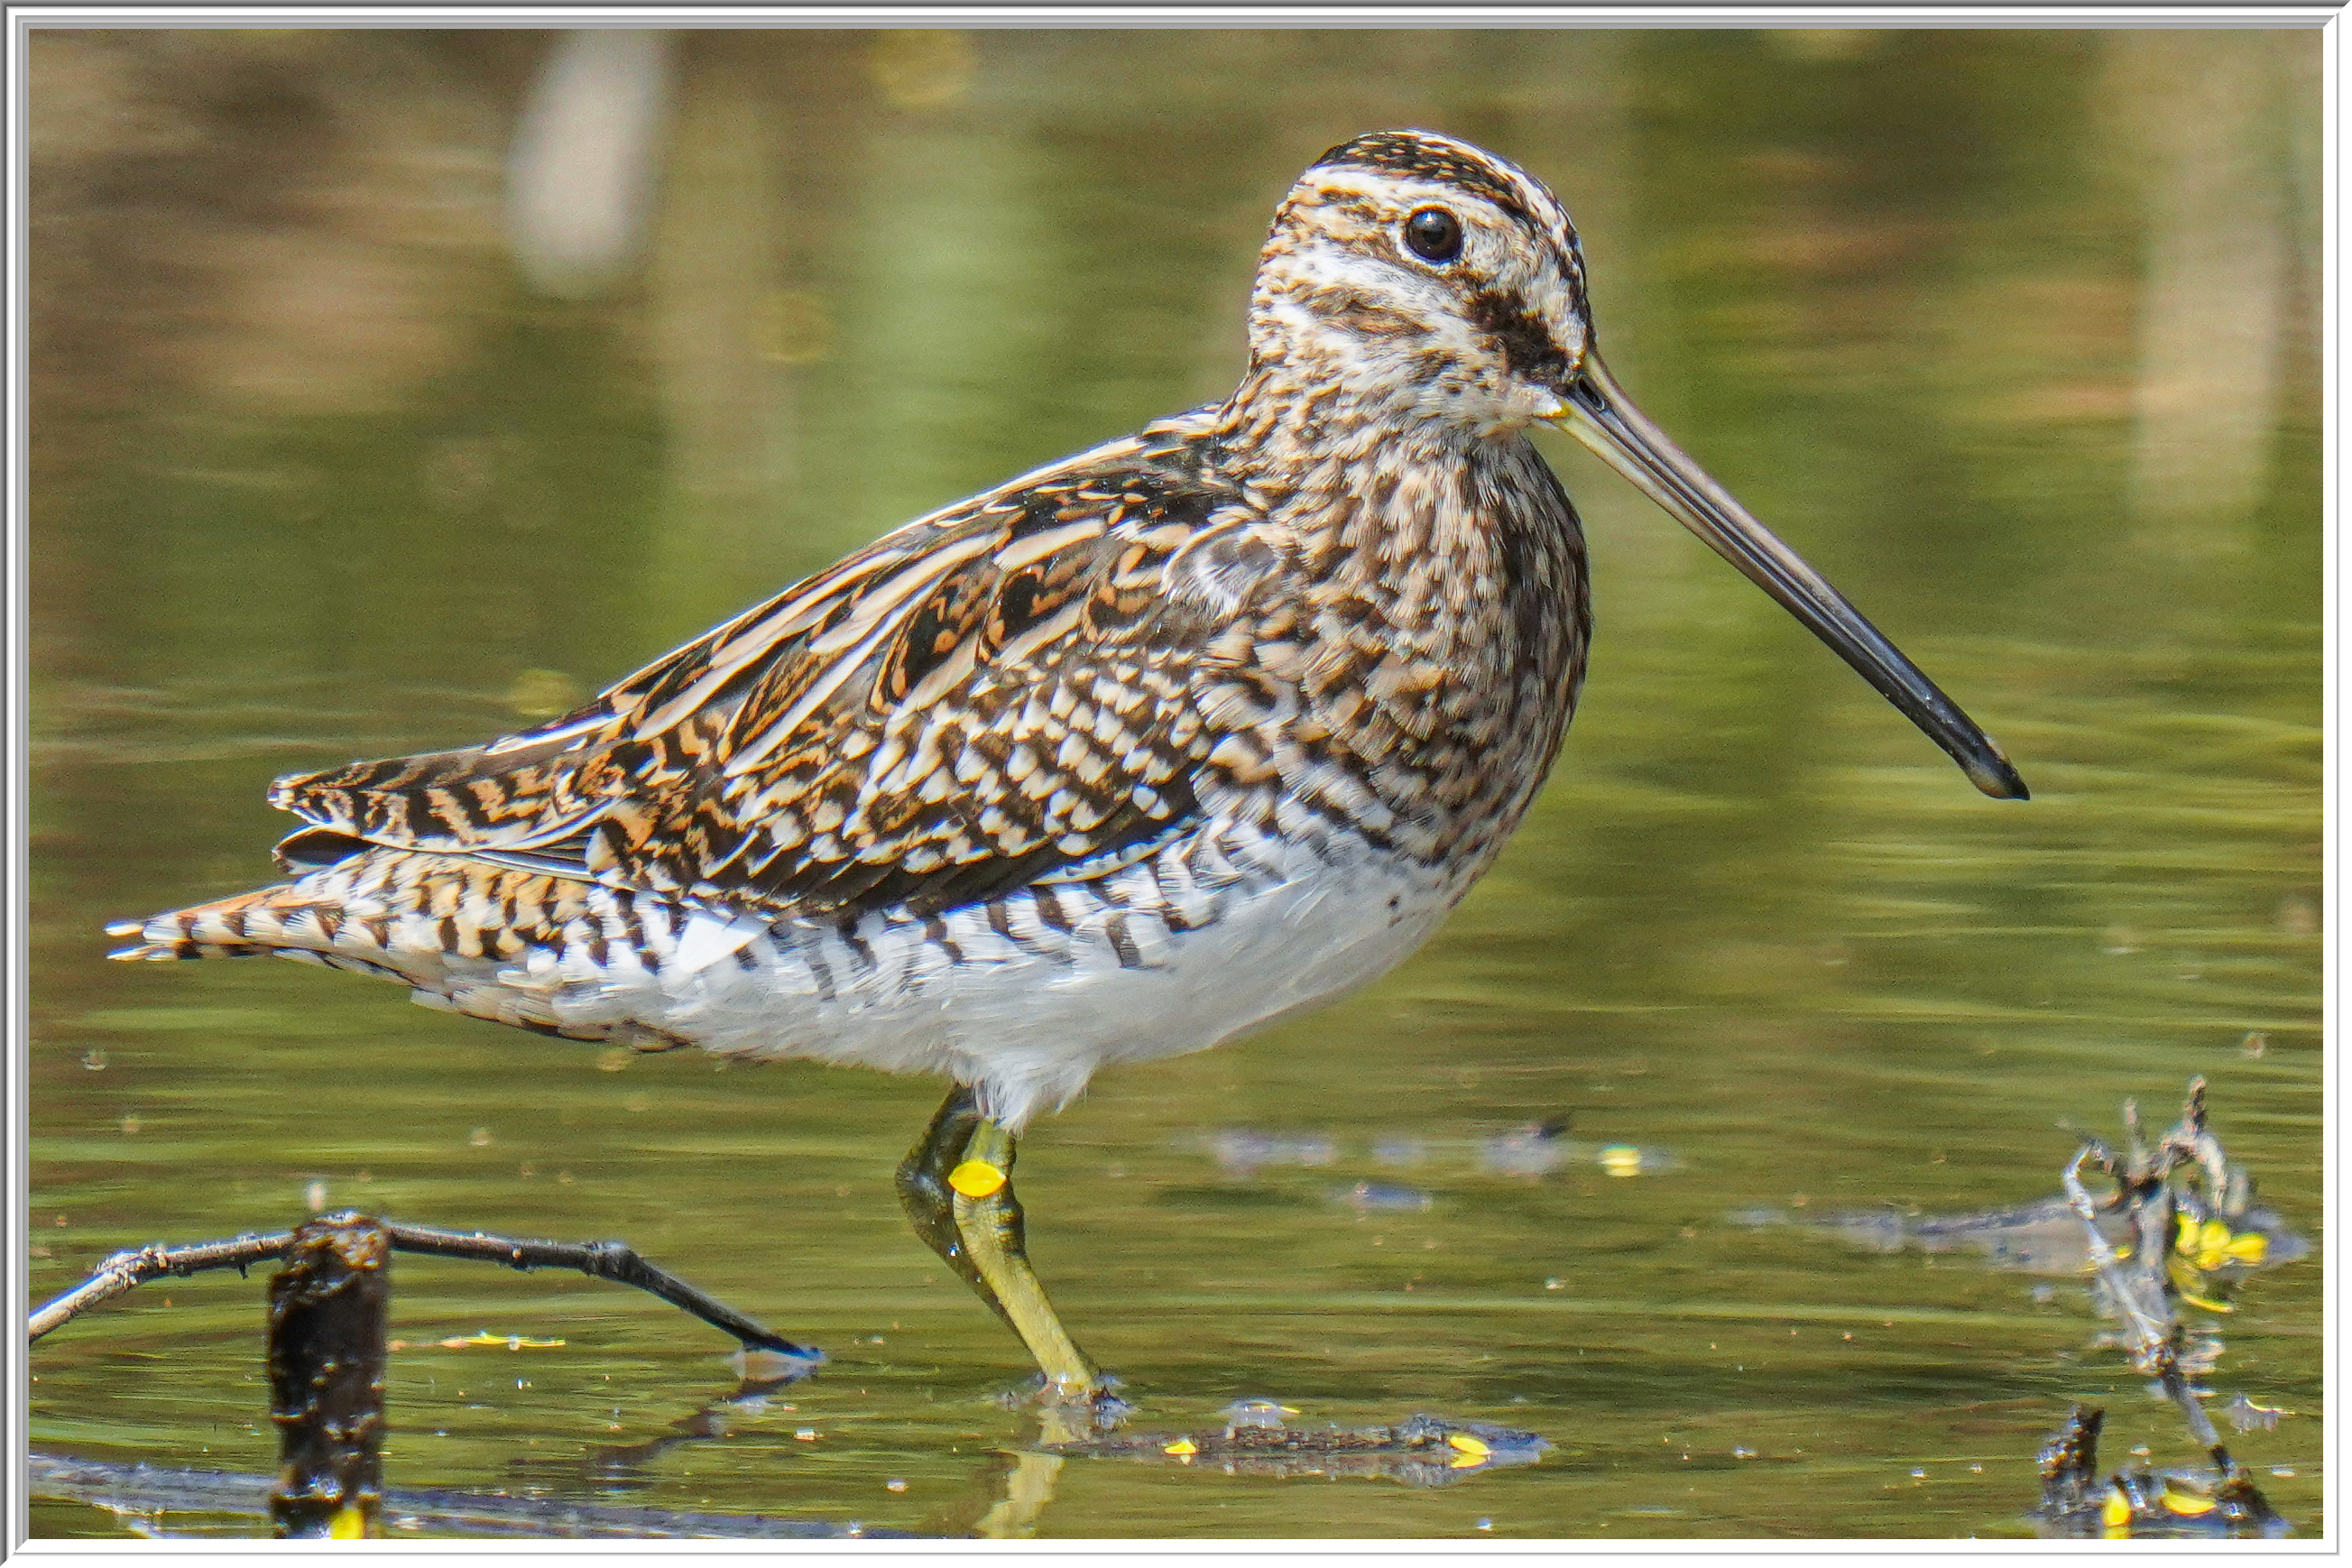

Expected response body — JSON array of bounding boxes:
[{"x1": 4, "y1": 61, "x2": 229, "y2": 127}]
[
  {"x1": 1300, "y1": 134, "x2": 1584, "y2": 305},
  {"x1": 1463, "y1": 290, "x2": 1571, "y2": 383}
]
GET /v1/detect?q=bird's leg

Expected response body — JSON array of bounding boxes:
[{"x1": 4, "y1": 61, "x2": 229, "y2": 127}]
[
  {"x1": 950, "y1": 1117, "x2": 1101, "y2": 1400},
  {"x1": 896, "y1": 1087, "x2": 1112, "y2": 1420}
]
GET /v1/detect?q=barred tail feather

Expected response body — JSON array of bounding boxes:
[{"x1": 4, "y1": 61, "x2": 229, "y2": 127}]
[
  {"x1": 100, "y1": 850, "x2": 659, "y2": 1046},
  {"x1": 106, "y1": 882, "x2": 327, "y2": 962}
]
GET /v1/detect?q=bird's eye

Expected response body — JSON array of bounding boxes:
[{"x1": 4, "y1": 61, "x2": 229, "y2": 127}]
[{"x1": 1403, "y1": 207, "x2": 1464, "y2": 264}]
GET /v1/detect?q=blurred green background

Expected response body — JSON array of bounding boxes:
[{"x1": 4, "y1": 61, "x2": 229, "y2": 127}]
[{"x1": 28, "y1": 27, "x2": 2321, "y2": 1538}]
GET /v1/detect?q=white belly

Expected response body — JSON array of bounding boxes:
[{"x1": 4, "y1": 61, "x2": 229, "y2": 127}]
[{"x1": 426, "y1": 825, "x2": 1453, "y2": 1129}]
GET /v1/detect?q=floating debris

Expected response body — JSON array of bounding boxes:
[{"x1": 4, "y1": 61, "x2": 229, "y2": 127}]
[
  {"x1": 1748, "y1": 1198, "x2": 2148, "y2": 1275},
  {"x1": 1746, "y1": 1112, "x2": 2306, "y2": 1283},
  {"x1": 1192, "y1": 1121, "x2": 1670, "y2": 1185},
  {"x1": 1055, "y1": 1413, "x2": 1547, "y2": 1487},
  {"x1": 1199, "y1": 1130, "x2": 1338, "y2": 1176},
  {"x1": 436, "y1": 1331, "x2": 568, "y2": 1351},
  {"x1": 2032, "y1": 1407, "x2": 2285, "y2": 1539},
  {"x1": 2025, "y1": 1080, "x2": 2302, "y2": 1538},
  {"x1": 1333, "y1": 1181, "x2": 1433, "y2": 1213},
  {"x1": 2061, "y1": 1080, "x2": 2296, "y2": 1381},
  {"x1": 1480, "y1": 1119, "x2": 1573, "y2": 1176},
  {"x1": 2223, "y1": 1395, "x2": 2303, "y2": 1435},
  {"x1": 1220, "y1": 1397, "x2": 1298, "y2": 1434},
  {"x1": 1477, "y1": 1123, "x2": 1571, "y2": 1170},
  {"x1": 1480, "y1": 1121, "x2": 1674, "y2": 1178},
  {"x1": 1748, "y1": 1195, "x2": 2308, "y2": 1279}
]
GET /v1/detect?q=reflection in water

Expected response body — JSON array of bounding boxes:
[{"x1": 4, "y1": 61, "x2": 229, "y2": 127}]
[
  {"x1": 29, "y1": 29, "x2": 2320, "y2": 1540},
  {"x1": 970, "y1": 1450, "x2": 1065, "y2": 1539},
  {"x1": 1199, "y1": 1129, "x2": 1338, "y2": 1174},
  {"x1": 2032, "y1": 1406, "x2": 2288, "y2": 1540},
  {"x1": 648, "y1": 39, "x2": 793, "y2": 509},
  {"x1": 26, "y1": 1452, "x2": 903, "y2": 1540},
  {"x1": 2108, "y1": 32, "x2": 2306, "y2": 541},
  {"x1": 505, "y1": 32, "x2": 678, "y2": 300},
  {"x1": 521, "y1": 1363, "x2": 823, "y2": 1489}
]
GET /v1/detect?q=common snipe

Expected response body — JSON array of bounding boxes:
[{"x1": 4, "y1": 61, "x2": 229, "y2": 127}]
[{"x1": 112, "y1": 130, "x2": 2026, "y2": 1419}]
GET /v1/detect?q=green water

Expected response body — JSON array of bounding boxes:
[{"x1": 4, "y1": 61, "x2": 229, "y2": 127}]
[{"x1": 28, "y1": 28, "x2": 2322, "y2": 1539}]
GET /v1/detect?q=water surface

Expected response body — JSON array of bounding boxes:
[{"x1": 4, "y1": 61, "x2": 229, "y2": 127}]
[{"x1": 27, "y1": 28, "x2": 2322, "y2": 1539}]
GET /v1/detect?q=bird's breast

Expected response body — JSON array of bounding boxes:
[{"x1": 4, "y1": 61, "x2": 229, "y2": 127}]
[{"x1": 1208, "y1": 434, "x2": 1590, "y2": 872}]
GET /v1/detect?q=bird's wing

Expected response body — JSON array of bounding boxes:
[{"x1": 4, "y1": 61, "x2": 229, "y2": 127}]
[{"x1": 270, "y1": 414, "x2": 1288, "y2": 919}]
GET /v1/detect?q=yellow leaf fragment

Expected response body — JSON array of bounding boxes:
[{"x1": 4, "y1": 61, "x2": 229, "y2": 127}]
[
  {"x1": 439, "y1": 1330, "x2": 566, "y2": 1349},
  {"x1": 2162, "y1": 1486, "x2": 2218, "y2": 1517}
]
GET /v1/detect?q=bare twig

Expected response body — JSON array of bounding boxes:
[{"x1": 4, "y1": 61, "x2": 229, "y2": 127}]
[
  {"x1": 2060, "y1": 1083, "x2": 2254, "y2": 1467},
  {"x1": 29, "y1": 1213, "x2": 818, "y2": 1360},
  {"x1": 28, "y1": 1231, "x2": 295, "y2": 1342},
  {"x1": 382, "y1": 1221, "x2": 816, "y2": 1357},
  {"x1": 2061, "y1": 1148, "x2": 2222, "y2": 1453}
]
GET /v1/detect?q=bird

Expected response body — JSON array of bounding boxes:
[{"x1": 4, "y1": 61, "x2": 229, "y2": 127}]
[{"x1": 108, "y1": 129, "x2": 2027, "y2": 1424}]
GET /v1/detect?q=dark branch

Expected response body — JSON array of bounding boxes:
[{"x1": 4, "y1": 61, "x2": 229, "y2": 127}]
[{"x1": 28, "y1": 1213, "x2": 818, "y2": 1360}]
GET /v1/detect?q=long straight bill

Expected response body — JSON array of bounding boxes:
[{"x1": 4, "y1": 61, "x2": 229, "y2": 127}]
[{"x1": 1553, "y1": 352, "x2": 2028, "y2": 801}]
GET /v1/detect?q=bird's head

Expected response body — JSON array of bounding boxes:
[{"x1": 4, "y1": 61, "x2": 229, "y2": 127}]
[
  {"x1": 1250, "y1": 128, "x2": 1591, "y2": 437},
  {"x1": 1245, "y1": 129, "x2": 2029, "y2": 803}
]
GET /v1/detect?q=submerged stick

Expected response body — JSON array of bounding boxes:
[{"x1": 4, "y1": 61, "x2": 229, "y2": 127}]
[
  {"x1": 28, "y1": 1212, "x2": 818, "y2": 1360},
  {"x1": 266, "y1": 1216, "x2": 389, "y2": 1539}
]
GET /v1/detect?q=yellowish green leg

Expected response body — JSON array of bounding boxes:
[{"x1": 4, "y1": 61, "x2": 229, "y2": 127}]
[{"x1": 896, "y1": 1087, "x2": 1118, "y2": 1428}]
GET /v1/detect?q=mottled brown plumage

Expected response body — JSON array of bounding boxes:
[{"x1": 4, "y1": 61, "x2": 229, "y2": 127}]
[
  {"x1": 133, "y1": 132, "x2": 1607, "y2": 1007},
  {"x1": 116, "y1": 124, "x2": 2025, "y2": 1110},
  {"x1": 260, "y1": 379, "x2": 1586, "y2": 925},
  {"x1": 271, "y1": 422, "x2": 1239, "y2": 923},
  {"x1": 112, "y1": 130, "x2": 2022, "y2": 1409}
]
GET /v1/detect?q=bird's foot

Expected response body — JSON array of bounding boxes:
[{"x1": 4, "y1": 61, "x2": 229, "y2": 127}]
[{"x1": 996, "y1": 1371, "x2": 1133, "y2": 1439}]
